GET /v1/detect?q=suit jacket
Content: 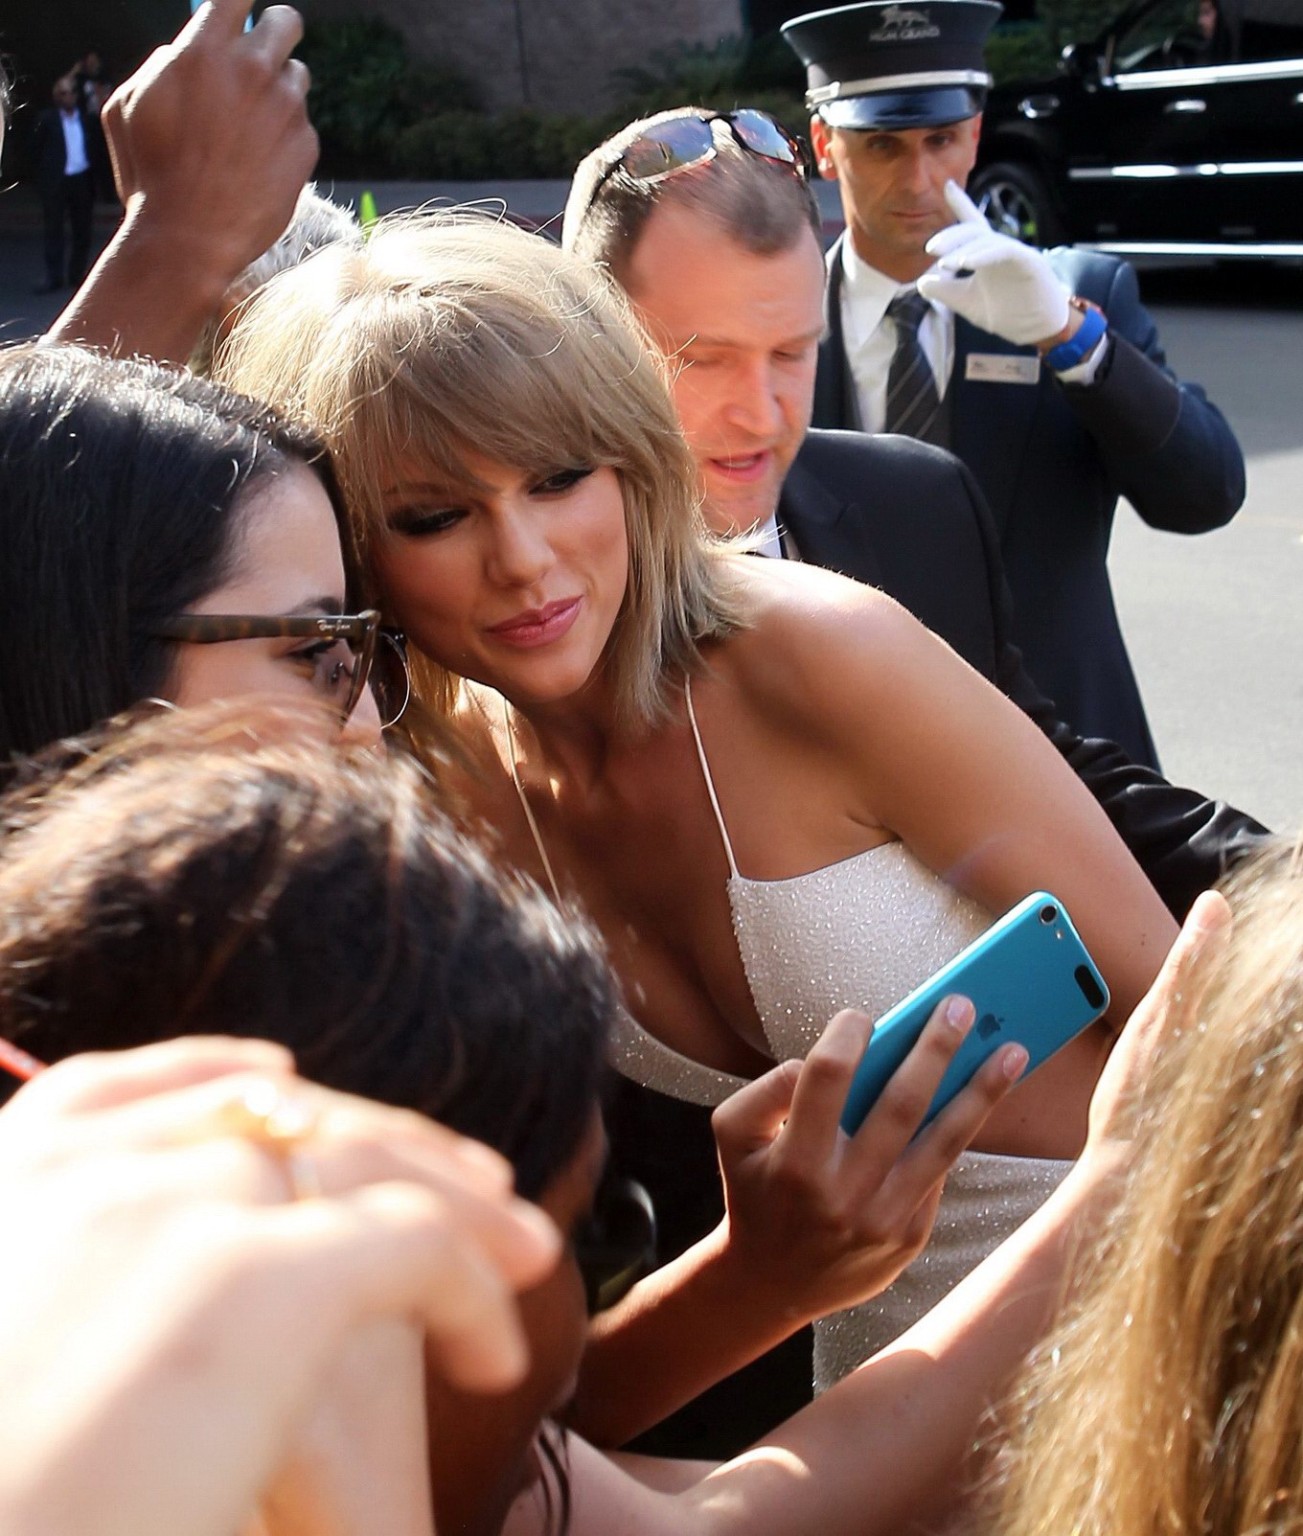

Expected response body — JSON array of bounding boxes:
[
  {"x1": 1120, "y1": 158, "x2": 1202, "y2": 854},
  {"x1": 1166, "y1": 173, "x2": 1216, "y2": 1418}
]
[
  {"x1": 813, "y1": 238, "x2": 1247, "y2": 768},
  {"x1": 31, "y1": 104, "x2": 105, "y2": 196},
  {"x1": 780, "y1": 428, "x2": 1267, "y2": 922}
]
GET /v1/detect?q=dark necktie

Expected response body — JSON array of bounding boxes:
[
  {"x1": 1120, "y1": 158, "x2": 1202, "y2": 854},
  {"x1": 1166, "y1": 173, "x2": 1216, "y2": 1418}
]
[{"x1": 884, "y1": 289, "x2": 944, "y2": 444}]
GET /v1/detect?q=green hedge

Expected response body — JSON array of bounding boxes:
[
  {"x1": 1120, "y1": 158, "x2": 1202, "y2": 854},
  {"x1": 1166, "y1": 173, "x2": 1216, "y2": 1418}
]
[
  {"x1": 309, "y1": 20, "x2": 811, "y2": 180},
  {"x1": 986, "y1": 22, "x2": 1061, "y2": 84},
  {"x1": 394, "y1": 110, "x2": 605, "y2": 181},
  {"x1": 299, "y1": 15, "x2": 482, "y2": 178},
  {"x1": 309, "y1": 9, "x2": 1128, "y2": 181}
]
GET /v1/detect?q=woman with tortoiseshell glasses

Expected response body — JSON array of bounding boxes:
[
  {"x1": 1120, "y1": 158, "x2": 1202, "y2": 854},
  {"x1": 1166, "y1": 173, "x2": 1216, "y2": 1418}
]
[{"x1": 0, "y1": 343, "x2": 410, "y2": 777}]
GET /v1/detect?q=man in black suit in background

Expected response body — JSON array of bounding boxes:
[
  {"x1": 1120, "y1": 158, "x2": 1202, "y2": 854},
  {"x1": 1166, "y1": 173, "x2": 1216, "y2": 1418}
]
[
  {"x1": 564, "y1": 107, "x2": 1266, "y2": 1455},
  {"x1": 32, "y1": 75, "x2": 104, "y2": 294}
]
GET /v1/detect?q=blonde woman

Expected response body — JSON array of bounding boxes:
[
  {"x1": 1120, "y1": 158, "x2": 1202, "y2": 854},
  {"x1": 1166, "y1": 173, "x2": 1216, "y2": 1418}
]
[
  {"x1": 997, "y1": 835, "x2": 1303, "y2": 1536},
  {"x1": 217, "y1": 211, "x2": 1176, "y2": 1409}
]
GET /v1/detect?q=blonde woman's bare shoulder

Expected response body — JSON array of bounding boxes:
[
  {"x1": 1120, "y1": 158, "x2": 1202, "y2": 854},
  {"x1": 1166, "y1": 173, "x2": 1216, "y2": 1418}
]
[{"x1": 723, "y1": 554, "x2": 945, "y2": 712}]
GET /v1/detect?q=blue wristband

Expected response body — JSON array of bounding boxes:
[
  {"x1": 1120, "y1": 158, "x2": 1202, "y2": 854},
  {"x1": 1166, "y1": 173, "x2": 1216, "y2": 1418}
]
[{"x1": 1042, "y1": 300, "x2": 1107, "y2": 372}]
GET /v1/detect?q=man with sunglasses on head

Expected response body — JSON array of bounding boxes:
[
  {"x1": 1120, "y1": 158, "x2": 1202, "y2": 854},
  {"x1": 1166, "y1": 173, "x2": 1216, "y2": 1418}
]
[
  {"x1": 564, "y1": 100, "x2": 1266, "y2": 1456},
  {"x1": 783, "y1": 0, "x2": 1245, "y2": 771}
]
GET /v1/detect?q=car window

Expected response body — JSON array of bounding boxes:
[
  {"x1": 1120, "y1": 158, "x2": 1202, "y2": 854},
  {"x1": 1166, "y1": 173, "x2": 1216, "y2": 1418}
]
[
  {"x1": 1112, "y1": 0, "x2": 1208, "y2": 70},
  {"x1": 1115, "y1": 0, "x2": 1198, "y2": 65},
  {"x1": 1107, "y1": 0, "x2": 1303, "y2": 67}
]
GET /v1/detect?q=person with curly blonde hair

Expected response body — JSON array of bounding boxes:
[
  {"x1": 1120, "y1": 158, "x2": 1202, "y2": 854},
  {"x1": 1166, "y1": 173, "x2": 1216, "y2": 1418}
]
[{"x1": 996, "y1": 834, "x2": 1303, "y2": 1536}]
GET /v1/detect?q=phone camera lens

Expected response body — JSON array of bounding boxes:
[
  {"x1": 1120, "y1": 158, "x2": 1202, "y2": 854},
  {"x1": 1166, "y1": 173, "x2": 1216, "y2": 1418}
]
[{"x1": 1039, "y1": 904, "x2": 1057, "y2": 925}]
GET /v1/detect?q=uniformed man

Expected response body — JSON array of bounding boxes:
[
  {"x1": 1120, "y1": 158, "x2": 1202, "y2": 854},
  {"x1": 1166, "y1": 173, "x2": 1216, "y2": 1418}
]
[{"x1": 784, "y1": 0, "x2": 1247, "y2": 768}]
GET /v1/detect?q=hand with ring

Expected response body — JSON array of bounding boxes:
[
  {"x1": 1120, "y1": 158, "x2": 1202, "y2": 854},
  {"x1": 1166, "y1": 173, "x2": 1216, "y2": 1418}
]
[{"x1": 0, "y1": 1037, "x2": 560, "y2": 1536}]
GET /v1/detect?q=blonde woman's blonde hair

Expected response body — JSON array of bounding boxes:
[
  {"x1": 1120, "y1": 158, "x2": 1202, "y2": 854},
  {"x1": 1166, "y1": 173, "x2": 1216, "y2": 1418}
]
[
  {"x1": 216, "y1": 209, "x2": 747, "y2": 726},
  {"x1": 998, "y1": 836, "x2": 1303, "y2": 1536}
]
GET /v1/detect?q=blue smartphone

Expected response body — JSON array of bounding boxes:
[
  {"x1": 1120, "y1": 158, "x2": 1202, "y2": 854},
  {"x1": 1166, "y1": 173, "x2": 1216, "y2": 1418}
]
[
  {"x1": 840, "y1": 891, "x2": 1109, "y2": 1137},
  {"x1": 190, "y1": 0, "x2": 255, "y2": 30}
]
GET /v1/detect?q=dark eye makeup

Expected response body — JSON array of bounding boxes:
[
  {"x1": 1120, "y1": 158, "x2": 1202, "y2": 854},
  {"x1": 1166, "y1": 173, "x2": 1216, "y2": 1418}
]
[
  {"x1": 388, "y1": 505, "x2": 466, "y2": 538},
  {"x1": 387, "y1": 466, "x2": 595, "y2": 536},
  {"x1": 531, "y1": 466, "x2": 594, "y2": 495}
]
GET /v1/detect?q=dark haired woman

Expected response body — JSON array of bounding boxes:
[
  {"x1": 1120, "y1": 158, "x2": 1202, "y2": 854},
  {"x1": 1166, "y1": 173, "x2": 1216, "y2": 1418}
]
[
  {"x1": 0, "y1": 718, "x2": 615, "y2": 1536},
  {"x1": 0, "y1": 717, "x2": 1227, "y2": 1536},
  {"x1": 0, "y1": 343, "x2": 404, "y2": 769}
]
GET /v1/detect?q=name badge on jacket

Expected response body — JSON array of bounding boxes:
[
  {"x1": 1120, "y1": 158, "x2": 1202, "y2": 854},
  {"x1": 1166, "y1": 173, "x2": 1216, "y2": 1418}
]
[{"x1": 965, "y1": 353, "x2": 1040, "y2": 385}]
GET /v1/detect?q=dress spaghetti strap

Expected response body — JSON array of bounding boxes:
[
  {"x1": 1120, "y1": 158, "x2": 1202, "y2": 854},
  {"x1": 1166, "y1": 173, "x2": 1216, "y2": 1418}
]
[
  {"x1": 500, "y1": 696, "x2": 563, "y2": 906},
  {"x1": 683, "y1": 675, "x2": 741, "y2": 881}
]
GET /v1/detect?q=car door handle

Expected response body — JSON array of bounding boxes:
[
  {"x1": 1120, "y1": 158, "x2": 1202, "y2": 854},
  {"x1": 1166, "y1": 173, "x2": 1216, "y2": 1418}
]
[{"x1": 1164, "y1": 98, "x2": 1207, "y2": 113}]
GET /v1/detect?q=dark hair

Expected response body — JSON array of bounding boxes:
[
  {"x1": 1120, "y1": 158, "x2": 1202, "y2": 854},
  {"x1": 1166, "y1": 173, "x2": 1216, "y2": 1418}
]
[
  {"x1": 564, "y1": 106, "x2": 822, "y2": 285},
  {"x1": 0, "y1": 708, "x2": 613, "y2": 1198},
  {"x1": 0, "y1": 344, "x2": 352, "y2": 766}
]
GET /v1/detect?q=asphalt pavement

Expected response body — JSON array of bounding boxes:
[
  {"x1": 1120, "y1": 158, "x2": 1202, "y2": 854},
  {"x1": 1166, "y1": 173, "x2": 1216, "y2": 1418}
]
[
  {"x1": 1106, "y1": 264, "x2": 1302, "y2": 833},
  {"x1": 2, "y1": 184, "x2": 1297, "y2": 835}
]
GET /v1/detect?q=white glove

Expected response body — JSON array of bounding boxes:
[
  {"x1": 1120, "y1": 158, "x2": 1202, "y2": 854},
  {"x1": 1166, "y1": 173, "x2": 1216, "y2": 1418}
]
[{"x1": 918, "y1": 181, "x2": 1072, "y2": 347}]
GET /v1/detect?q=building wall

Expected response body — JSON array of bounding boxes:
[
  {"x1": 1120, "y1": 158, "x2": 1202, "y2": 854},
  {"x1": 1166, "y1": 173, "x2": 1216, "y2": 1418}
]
[{"x1": 301, "y1": 0, "x2": 744, "y2": 115}]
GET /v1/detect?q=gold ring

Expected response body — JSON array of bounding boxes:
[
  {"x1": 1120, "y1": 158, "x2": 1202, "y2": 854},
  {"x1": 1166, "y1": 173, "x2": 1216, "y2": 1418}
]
[{"x1": 214, "y1": 1079, "x2": 322, "y2": 1201}]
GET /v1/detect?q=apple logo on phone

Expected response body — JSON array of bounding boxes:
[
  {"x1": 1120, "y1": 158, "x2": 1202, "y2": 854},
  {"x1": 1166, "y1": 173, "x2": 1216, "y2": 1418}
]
[{"x1": 976, "y1": 1012, "x2": 1002, "y2": 1040}]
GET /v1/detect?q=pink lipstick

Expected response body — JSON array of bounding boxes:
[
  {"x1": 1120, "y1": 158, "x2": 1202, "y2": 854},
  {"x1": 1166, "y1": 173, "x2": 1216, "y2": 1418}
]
[{"x1": 486, "y1": 597, "x2": 582, "y2": 649}]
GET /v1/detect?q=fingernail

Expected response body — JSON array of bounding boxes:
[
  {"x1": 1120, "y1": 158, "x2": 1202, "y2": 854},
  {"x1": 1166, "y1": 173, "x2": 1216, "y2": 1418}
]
[
  {"x1": 1003, "y1": 1045, "x2": 1029, "y2": 1081},
  {"x1": 514, "y1": 1202, "x2": 563, "y2": 1257},
  {"x1": 944, "y1": 995, "x2": 974, "y2": 1032},
  {"x1": 453, "y1": 1139, "x2": 514, "y2": 1186},
  {"x1": 1189, "y1": 891, "x2": 1228, "y2": 931}
]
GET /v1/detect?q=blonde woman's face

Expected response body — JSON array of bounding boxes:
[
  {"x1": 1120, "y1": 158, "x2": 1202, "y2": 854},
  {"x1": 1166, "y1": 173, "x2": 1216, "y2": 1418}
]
[{"x1": 375, "y1": 451, "x2": 629, "y2": 708}]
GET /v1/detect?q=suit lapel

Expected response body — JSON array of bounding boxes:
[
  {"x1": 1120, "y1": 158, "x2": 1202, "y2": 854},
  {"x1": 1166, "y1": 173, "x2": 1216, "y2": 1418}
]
[
  {"x1": 778, "y1": 450, "x2": 886, "y2": 588},
  {"x1": 814, "y1": 236, "x2": 860, "y2": 432}
]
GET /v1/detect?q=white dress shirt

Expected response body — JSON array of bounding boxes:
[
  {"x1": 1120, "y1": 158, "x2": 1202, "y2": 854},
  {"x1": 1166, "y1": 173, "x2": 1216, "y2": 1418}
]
[
  {"x1": 840, "y1": 240, "x2": 953, "y2": 435},
  {"x1": 60, "y1": 108, "x2": 90, "y2": 176},
  {"x1": 756, "y1": 512, "x2": 802, "y2": 561}
]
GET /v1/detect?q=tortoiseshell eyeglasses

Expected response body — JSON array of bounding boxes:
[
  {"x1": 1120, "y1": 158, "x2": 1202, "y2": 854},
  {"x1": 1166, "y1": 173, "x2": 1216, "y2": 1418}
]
[{"x1": 152, "y1": 610, "x2": 412, "y2": 728}]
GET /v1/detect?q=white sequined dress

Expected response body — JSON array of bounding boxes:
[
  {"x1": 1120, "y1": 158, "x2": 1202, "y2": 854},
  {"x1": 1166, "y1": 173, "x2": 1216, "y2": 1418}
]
[{"x1": 508, "y1": 682, "x2": 1069, "y2": 1391}]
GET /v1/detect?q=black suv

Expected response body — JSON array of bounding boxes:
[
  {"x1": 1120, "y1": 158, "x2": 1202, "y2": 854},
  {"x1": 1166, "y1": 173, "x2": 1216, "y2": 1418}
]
[{"x1": 973, "y1": 0, "x2": 1303, "y2": 255}]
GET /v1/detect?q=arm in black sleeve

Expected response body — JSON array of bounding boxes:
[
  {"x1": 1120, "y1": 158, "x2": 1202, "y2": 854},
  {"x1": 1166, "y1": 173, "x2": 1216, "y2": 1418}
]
[
  {"x1": 962, "y1": 459, "x2": 1270, "y2": 918},
  {"x1": 1058, "y1": 257, "x2": 1246, "y2": 534}
]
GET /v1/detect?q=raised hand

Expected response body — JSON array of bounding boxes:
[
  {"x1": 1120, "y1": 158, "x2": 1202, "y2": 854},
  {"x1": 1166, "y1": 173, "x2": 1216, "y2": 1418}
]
[
  {"x1": 48, "y1": 0, "x2": 318, "y2": 360},
  {"x1": 918, "y1": 180, "x2": 1072, "y2": 348},
  {"x1": 101, "y1": 0, "x2": 317, "y2": 286},
  {"x1": 710, "y1": 997, "x2": 1026, "y2": 1322}
]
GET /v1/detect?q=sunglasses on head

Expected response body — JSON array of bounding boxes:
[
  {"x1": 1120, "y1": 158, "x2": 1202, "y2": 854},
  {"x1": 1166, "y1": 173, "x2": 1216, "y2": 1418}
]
[
  {"x1": 587, "y1": 109, "x2": 807, "y2": 209},
  {"x1": 152, "y1": 610, "x2": 412, "y2": 729},
  {"x1": 573, "y1": 1171, "x2": 657, "y2": 1316}
]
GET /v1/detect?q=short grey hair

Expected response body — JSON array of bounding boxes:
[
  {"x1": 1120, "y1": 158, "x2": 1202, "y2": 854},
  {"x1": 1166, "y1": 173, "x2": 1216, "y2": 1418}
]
[
  {"x1": 191, "y1": 185, "x2": 364, "y2": 376},
  {"x1": 563, "y1": 107, "x2": 822, "y2": 287}
]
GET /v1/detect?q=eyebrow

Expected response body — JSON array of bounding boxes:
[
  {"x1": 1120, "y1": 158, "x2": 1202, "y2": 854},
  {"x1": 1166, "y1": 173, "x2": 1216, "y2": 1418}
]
[
  {"x1": 382, "y1": 470, "x2": 493, "y2": 503},
  {"x1": 286, "y1": 596, "x2": 346, "y2": 617},
  {"x1": 679, "y1": 326, "x2": 825, "y2": 350}
]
